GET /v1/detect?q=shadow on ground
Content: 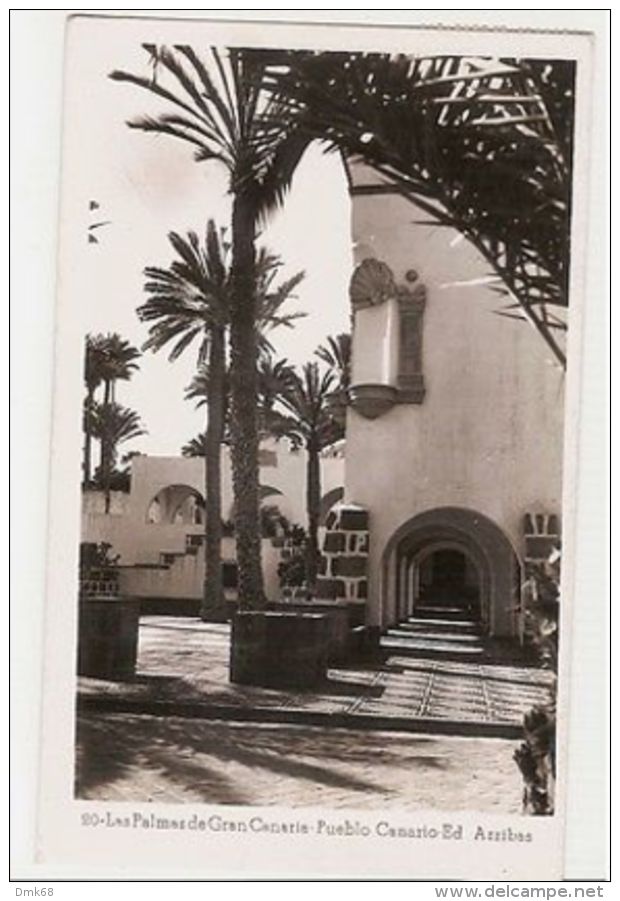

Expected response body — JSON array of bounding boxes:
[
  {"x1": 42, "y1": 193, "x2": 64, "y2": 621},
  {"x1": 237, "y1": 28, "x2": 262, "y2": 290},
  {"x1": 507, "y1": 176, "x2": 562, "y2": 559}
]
[{"x1": 75, "y1": 713, "x2": 449, "y2": 805}]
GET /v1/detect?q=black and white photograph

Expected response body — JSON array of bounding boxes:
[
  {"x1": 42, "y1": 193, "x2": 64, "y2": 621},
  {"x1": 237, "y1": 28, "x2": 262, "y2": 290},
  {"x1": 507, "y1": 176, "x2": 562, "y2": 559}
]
[{"x1": 22, "y1": 11, "x2": 606, "y2": 882}]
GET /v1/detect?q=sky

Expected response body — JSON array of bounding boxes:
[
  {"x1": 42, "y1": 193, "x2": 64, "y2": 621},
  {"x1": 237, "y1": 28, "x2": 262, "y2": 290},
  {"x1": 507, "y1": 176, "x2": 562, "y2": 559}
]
[{"x1": 74, "y1": 34, "x2": 352, "y2": 456}]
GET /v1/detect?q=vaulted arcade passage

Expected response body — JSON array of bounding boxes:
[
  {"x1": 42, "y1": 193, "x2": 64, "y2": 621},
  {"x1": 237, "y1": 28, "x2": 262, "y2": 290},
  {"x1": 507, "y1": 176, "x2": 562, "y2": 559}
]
[{"x1": 382, "y1": 507, "x2": 521, "y2": 638}]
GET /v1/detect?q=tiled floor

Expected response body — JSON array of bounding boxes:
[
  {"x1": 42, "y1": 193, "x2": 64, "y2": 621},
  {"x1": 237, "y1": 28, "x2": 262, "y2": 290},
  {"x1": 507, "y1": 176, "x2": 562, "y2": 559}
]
[{"x1": 78, "y1": 616, "x2": 553, "y2": 730}]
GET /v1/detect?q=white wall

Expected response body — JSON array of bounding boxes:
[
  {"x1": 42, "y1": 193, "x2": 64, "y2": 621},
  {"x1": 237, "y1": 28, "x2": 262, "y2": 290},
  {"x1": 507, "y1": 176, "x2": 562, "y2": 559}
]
[
  {"x1": 81, "y1": 490, "x2": 129, "y2": 516},
  {"x1": 117, "y1": 537, "x2": 282, "y2": 603},
  {"x1": 345, "y1": 166, "x2": 565, "y2": 624},
  {"x1": 81, "y1": 440, "x2": 345, "y2": 600}
]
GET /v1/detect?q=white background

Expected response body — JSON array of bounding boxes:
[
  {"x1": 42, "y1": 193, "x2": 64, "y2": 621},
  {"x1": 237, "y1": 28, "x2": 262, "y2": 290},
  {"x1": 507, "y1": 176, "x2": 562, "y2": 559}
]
[{"x1": 10, "y1": 8, "x2": 610, "y2": 883}]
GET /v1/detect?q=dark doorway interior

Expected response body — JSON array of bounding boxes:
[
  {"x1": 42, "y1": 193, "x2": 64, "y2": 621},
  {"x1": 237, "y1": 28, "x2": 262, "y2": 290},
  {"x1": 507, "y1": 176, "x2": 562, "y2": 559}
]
[{"x1": 419, "y1": 549, "x2": 480, "y2": 617}]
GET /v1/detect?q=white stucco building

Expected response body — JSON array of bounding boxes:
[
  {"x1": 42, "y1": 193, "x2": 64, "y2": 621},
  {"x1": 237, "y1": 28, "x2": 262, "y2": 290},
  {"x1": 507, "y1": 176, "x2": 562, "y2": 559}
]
[
  {"x1": 334, "y1": 162, "x2": 565, "y2": 638},
  {"x1": 82, "y1": 438, "x2": 345, "y2": 605},
  {"x1": 81, "y1": 160, "x2": 565, "y2": 639}
]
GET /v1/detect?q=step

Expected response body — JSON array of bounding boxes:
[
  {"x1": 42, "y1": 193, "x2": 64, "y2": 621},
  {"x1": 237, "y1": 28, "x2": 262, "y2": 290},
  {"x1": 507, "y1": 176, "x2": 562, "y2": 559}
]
[
  {"x1": 401, "y1": 617, "x2": 480, "y2": 635},
  {"x1": 386, "y1": 627, "x2": 482, "y2": 644},
  {"x1": 381, "y1": 636, "x2": 484, "y2": 660},
  {"x1": 414, "y1": 606, "x2": 476, "y2": 621}
]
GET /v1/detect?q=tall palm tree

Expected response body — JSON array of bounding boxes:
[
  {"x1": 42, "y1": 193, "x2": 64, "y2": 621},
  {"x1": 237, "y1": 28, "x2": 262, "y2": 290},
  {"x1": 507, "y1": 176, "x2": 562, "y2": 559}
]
[
  {"x1": 91, "y1": 403, "x2": 147, "y2": 505},
  {"x1": 269, "y1": 362, "x2": 344, "y2": 590},
  {"x1": 260, "y1": 52, "x2": 574, "y2": 368},
  {"x1": 99, "y1": 333, "x2": 142, "y2": 406},
  {"x1": 83, "y1": 333, "x2": 141, "y2": 493},
  {"x1": 140, "y1": 221, "x2": 304, "y2": 616},
  {"x1": 182, "y1": 267, "x2": 304, "y2": 446},
  {"x1": 83, "y1": 334, "x2": 109, "y2": 486},
  {"x1": 141, "y1": 221, "x2": 229, "y2": 617},
  {"x1": 111, "y1": 45, "x2": 311, "y2": 607},
  {"x1": 184, "y1": 365, "x2": 232, "y2": 444}
]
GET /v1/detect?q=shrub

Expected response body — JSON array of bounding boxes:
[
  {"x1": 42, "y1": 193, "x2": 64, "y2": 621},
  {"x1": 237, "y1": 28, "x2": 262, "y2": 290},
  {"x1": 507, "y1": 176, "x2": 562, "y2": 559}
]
[
  {"x1": 79, "y1": 541, "x2": 120, "y2": 578},
  {"x1": 277, "y1": 524, "x2": 308, "y2": 589},
  {"x1": 514, "y1": 548, "x2": 560, "y2": 815}
]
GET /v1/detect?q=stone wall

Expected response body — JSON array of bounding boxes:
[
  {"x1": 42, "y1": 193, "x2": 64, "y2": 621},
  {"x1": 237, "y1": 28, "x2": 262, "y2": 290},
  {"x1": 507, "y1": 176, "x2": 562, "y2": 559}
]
[
  {"x1": 316, "y1": 503, "x2": 369, "y2": 602},
  {"x1": 523, "y1": 512, "x2": 561, "y2": 564}
]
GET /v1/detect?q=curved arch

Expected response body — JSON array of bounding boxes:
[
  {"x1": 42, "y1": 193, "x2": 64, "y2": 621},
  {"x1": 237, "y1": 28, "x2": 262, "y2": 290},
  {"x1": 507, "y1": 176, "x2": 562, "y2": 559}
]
[
  {"x1": 224, "y1": 485, "x2": 285, "y2": 523},
  {"x1": 259, "y1": 485, "x2": 284, "y2": 502},
  {"x1": 412, "y1": 539, "x2": 485, "y2": 616},
  {"x1": 414, "y1": 538, "x2": 481, "y2": 571},
  {"x1": 146, "y1": 483, "x2": 205, "y2": 525},
  {"x1": 320, "y1": 487, "x2": 345, "y2": 525},
  {"x1": 381, "y1": 507, "x2": 521, "y2": 637}
]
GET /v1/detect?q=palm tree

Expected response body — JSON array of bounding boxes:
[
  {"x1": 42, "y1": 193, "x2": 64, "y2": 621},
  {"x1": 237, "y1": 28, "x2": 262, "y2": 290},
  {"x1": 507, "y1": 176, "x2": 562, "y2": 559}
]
[
  {"x1": 260, "y1": 53, "x2": 574, "y2": 368},
  {"x1": 99, "y1": 333, "x2": 141, "y2": 405},
  {"x1": 141, "y1": 222, "x2": 229, "y2": 616},
  {"x1": 314, "y1": 333, "x2": 352, "y2": 427},
  {"x1": 140, "y1": 221, "x2": 304, "y2": 616},
  {"x1": 315, "y1": 333, "x2": 352, "y2": 392},
  {"x1": 91, "y1": 403, "x2": 147, "y2": 505},
  {"x1": 181, "y1": 433, "x2": 208, "y2": 458},
  {"x1": 181, "y1": 271, "x2": 304, "y2": 446},
  {"x1": 111, "y1": 45, "x2": 311, "y2": 607},
  {"x1": 83, "y1": 333, "x2": 141, "y2": 494},
  {"x1": 256, "y1": 355, "x2": 296, "y2": 437},
  {"x1": 269, "y1": 362, "x2": 344, "y2": 590},
  {"x1": 83, "y1": 334, "x2": 109, "y2": 486}
]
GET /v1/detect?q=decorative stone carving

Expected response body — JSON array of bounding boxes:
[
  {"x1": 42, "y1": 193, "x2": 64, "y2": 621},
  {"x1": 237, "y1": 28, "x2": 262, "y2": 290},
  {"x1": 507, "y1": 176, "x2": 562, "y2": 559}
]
[
  {"x1": 349, "y1": 258, "x2": 427, "y2": 409},
  {"x1": 348, "y1": 383, "x2": 398, "y2": 420},
  {"x1": 349, "y1": 258, "x2": 396, "y2": 310},
  {"x1": 396, "y1": 274, "x2": 426, "y2": 403}
]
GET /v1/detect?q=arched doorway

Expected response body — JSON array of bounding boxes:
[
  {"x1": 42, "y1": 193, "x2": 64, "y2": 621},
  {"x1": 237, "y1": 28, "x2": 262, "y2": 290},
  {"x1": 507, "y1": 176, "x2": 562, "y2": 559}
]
[
  {"x1": 146, "y1": 484, "x2": 205, "y2": 525},
  {"x1": 381, "y1": 507, "x2": 521, "y2": 637}
]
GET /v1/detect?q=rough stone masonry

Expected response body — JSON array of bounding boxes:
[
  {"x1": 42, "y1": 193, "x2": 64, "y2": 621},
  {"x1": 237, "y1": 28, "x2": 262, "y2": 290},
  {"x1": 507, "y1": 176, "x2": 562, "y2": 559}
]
[{"x1": 316, "y1": 503, "x2": 369, "y2": 602}]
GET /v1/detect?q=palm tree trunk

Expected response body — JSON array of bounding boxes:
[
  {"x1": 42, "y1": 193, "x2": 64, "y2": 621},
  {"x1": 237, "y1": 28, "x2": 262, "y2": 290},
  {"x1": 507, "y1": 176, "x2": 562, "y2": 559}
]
[
  {"x1": 305, "y1": 437, "x2": 321, "y2": 593},
  {"x1": 202, "y1": 325, "x2": 225, "y2": 619},
  {"x1": 229, "y1": 191, "x2": 265, "y2": 609},
  {"x1": 102, "y1": 379, "x2": 112, "y2": 513},
  {"x1": 101, "y1": 435, "x2": 113, "y2": 514},
  {"x1": 83, "y1": 387, "x2": 94, "y2": 486}
]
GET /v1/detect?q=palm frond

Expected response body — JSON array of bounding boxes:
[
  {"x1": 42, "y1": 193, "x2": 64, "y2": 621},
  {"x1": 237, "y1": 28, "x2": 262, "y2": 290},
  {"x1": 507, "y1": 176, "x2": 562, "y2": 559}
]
[{"x1": 257, "y1": 49, "x2": 573, "y2": 366}]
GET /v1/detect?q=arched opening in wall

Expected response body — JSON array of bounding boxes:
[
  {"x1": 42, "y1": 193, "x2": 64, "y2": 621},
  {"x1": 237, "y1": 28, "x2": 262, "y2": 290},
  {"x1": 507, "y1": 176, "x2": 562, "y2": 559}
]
[
  {"x1": 319, "y1": 487, "x2": 345, "y2": 525},
  {"x1": 381, "y1": 507, "x2": 521, "y2": 638},
  {"x1": 146, "y1": 484, "x2": 205, "y2": 525},
  {"x1": 259, "y1": 486, "x2": 284, "y2": 504},
  {"x1": 226, "y1": 485, "x2": 284, "y2": 518},
  {"x1": 259, "y1": 487, "x2": 287, "y2": 540},
  {"x1": 224, "y1": 485, "x2": 287, "y2": 536}
]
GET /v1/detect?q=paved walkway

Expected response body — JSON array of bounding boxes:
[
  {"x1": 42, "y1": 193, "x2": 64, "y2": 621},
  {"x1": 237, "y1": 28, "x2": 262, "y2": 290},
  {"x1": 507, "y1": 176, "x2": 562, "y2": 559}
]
[
  {"x1": 78, "y1": 617, "x2": 552, "y2": 737},
  {"x1": 75, "y1": 713, "x2": 523, "y2": 812}
]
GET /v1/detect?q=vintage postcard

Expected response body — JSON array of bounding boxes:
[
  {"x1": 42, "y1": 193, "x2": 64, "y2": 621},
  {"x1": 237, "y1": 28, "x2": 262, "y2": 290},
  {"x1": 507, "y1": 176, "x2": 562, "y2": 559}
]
[{"x1": 32, "y1": 12, "x2": 602, "y2": 880}]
